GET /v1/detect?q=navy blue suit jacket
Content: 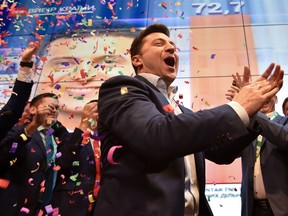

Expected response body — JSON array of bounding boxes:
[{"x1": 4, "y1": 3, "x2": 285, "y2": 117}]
[
  {"x1": 0, "y1": 79, "x2": 33, "y2": 142},
  {"x1": 0, "y1": 121, "x2": 68, "y2": 215},
  {"x1": 240, "y1": 113, "x2": 288, "y2": 216},
  {"x1": 52, "y1": 128, "x2": 96, "y2": 216},
  {"x1": 93, "y1": 75, "x2": 256, "y2": 216},
  {"x1": 0, "y1": 79, "x2": 32, "y2": 215}
]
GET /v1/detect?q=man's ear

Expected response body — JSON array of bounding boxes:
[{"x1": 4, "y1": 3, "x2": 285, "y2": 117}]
[
  {"x1": 132, "y1": 55, "x2": 143, "y2": 68},
  {"x1": 29, "y1": 106, "x2": 37, "y2": 115},
  {"x1": 275, "y1": 95, "x2": 278, "y2": 104}
]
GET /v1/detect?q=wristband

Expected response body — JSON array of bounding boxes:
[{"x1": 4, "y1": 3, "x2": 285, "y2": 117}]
[
  {"x1": 20, "y1": 61, "x2": 33, "y2": 68},
  {"x1": 24, "y1": 128, "x2": 32, "y2": 138}
]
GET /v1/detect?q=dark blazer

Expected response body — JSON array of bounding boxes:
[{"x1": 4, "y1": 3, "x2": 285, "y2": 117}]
[
  {"x1": 0, "y1": 79, "x2": 33, "y2": 171},
  {"x1": 93, "y1": 75, "x2": 256, "y2": 216},
  {"x1": 51, "y1": 128, "x2": 96, "y2": 216},
  {"x1": 0, "y1": 79, "x2": 33, "y2": 142},
  {"x1": 0, "y1": 79, "x2": 32, "y2": 215},
  {"x1": 0, "y1": 121, "x2": 68, "y2": 216},
  {"x1": 240, "y1": 113, "x2": 288, "y2": 216}
]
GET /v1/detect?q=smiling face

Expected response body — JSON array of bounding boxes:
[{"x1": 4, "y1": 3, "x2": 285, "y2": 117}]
[
  {"x1": 29, "y1": 96, "x2": 60, "y2": 128},
  {"x1": 36, "y1": 34, "x2": 134, "y2": 115},
  {"x1": 132, "y1": 32, "x2": 179, "y2": 86},
  {"x1": 260, "y1": 96, "x2": 277, "y2": 114}
]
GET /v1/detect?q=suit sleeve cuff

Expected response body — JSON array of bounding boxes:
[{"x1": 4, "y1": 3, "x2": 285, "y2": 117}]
[
  {"x1": 17, "y1": 69, "x2": 32, "y2": 83},
  {"x1": 227, "y1": 101, "x2": 250, "y2": 127}
]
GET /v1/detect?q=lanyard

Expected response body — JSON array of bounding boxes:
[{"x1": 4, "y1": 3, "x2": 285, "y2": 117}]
[{"x1": 256, "y1": 112, "x2": 278, "y2": 159}]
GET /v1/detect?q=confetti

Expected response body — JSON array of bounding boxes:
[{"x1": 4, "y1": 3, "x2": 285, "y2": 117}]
[
  {"x1": 107, "y1": 145, "x2": 122, "y2": 165},
  {"x1": 55, "y1": 152, "x2": 62, "y2": 158},
  {"x1": 127, "y1": 0, "x2": 133, "y2": 7},
  {"x1": 20, "y1": 207, "x2": 30, "y2": 214},
  {"x1": 70, "y1": 173, "x2": 79, "y2": 181},
  {"x1": 28, "y1": 178, "x2": 34, "y2": 186},
  {"x1": 9, "y1": 142, "x2": 18, "y2": 153},
  {"x1": 120, "y1": 87, "x2": 128, "y2": 95},
  {"x1": 31, "y1": 162, "x2": 40, "y2": 173},
  {"x1": 163, "y1": 104, "x2": 174, "y2": 113},
  {"x1": 45, "y1": 205, "x2": 53, "y2": 215},
  {"x1": 161, "y1": 2, "x2": 168, "y2": 9},
  {"x1": 175, "y1": 2, "x2": 181, "y2": 6},
  {"x1": 0, "y1": 178, "x2": 10, "y2": 189}
]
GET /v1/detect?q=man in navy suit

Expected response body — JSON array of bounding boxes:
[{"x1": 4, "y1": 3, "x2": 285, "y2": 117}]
[
  {"x1": 0, "y1": 39, "x2": 43, "y2": 215},
  {"x1": 226, "y1": 71, "x2": 288, "y2": 216},
  {"x1": 93, "y1": 24, "x2": 284, "y2": 216},
  {"x1": 0, "y1": 93, "x2": 69, "y2": 215}
]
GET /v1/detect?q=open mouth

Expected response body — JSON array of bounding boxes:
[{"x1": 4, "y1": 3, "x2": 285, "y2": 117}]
[{"x1": 164, "y1": 57, "x2": 175, "y2": 67}]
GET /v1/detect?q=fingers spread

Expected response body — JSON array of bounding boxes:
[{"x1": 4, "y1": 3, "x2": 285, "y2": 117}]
[{"x1": 261, "y1": 63, "x2": 275, "y2": 79}]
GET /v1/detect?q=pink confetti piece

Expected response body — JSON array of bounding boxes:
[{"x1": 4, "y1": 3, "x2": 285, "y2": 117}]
[
  {"x1": 20, "y1": 207, "x2": 30, "y2": 214},
  {"x1": 107, "y1": 145, "x2": 122, "y2": 165},
  {"x1": 28, "y1": 178, "x2": 34, "y2": 186}
]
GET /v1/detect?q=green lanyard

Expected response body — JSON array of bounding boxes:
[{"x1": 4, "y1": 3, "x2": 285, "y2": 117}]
[{"x1": 255, "y1": 112, "x2": 278, "y2": 159}]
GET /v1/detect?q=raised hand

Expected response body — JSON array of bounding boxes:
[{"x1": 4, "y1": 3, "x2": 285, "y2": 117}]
[
  {"x1": 225, "y1": 85, "x2": 240, "y2": 101},
  {"x1": 232, "y1": 65, "x2": 251, "y2": 88},
  {"x1": 232, "y1": 64, "x2": 283, "y2": 117},
  {"x1": 21, "y1": 36, "x2": 43, "y2": 62},
  {"x1": 79, "y1": 101, "x2": 99, "y2": 131}
]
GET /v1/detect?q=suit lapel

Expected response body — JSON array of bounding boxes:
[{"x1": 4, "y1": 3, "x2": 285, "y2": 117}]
[
  {"x1": 261, "y1": 115, "x2": 283, "y2": 149},
  {"x1": 34, "y1": 131, "x2": 47, "y2": 159},
  {"x1": 252, "y1": 139, "x2": 257, "y2": 162}
]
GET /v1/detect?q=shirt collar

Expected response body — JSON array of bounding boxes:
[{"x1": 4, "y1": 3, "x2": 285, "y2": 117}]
[
  {"x1": 138, "y1": 73, "x2": 178, "y2": 100},
  {"x1": 38, "y1": 125, "x2": 45, "y2": 132},
  {"x1": 266, "y1": 111, "x2": 278, "y2": 120}
]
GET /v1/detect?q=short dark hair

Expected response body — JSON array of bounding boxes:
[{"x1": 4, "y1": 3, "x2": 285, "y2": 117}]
[
  {"x1": 130, "y1": 24, "x2": 170, "y2": 73},
  {"x1": 282, "y1": 97, "x2": 288, "y2": 116},
  {"x1": 30, "y1": 93, "x2": 58, "y2": 107}
]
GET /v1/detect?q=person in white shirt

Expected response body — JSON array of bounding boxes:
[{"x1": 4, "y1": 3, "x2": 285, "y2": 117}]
[{"x1": 226, "y1": 71, "x2": 288, "y2": 216}]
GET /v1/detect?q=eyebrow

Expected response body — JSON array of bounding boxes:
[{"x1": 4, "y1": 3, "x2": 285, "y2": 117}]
[
  {"x1": 47, "y1": 56, "x2": 75, "y2": 63},
  {"x1": 153, "y1": 38, "x2": 176, "y2": 46}
]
